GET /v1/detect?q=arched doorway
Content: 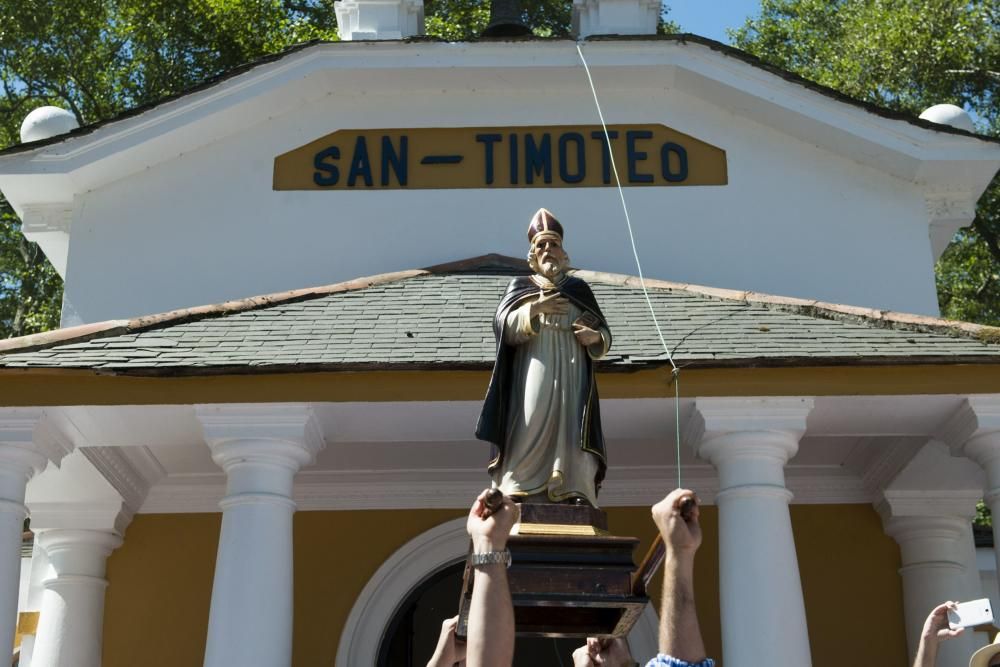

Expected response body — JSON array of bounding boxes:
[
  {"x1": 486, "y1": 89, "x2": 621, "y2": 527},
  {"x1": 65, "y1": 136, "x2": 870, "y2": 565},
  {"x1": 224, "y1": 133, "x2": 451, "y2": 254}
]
[
  {"x1": 336, "y1": 518, "x2": 658, "y2": 666},
  {"x1": 377, "y1": 560, "x2": 590, "y2": 666}
]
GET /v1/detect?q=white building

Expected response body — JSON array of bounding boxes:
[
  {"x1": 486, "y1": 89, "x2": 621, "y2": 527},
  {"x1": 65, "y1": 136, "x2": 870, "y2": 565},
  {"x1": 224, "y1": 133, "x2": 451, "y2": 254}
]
[{"x1": 0, "y1": 2, "x2": 999, "y2": 666}]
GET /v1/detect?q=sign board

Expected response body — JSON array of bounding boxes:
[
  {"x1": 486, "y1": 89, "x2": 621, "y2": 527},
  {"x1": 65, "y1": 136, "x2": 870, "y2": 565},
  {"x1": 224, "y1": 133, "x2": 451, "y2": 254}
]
[{"x1": 273, "y1": 124, "x2": 727, "y2": 190}]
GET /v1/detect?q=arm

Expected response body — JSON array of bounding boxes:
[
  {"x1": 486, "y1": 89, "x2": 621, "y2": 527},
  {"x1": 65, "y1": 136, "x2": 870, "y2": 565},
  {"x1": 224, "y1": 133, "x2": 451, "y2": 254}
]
[
  {"x1": 651, "y1": 489, "x2": 708, "y2": 664},
  {"x1": 913, "y1": 602, "x2": 962, "y2": 667},
  {"x1": 466, "y1": 489, "x2": 518, "y2": 667},
  {"x1": 427, "y1": 615, "x2": 466, "y2": 667}
]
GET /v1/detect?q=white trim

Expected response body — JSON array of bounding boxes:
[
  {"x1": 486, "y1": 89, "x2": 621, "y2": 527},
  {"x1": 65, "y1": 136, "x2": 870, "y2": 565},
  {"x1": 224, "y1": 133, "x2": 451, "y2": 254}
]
[
  {"x1": 21, "y1": 204, "x2": 72, "y2": 233},
  {"x1": 139, "y1": 463, "x2": 873, "y2": 513},
  {"x1": 939, "y1": 396, "x2": 1000, "y2": 455},
  {"x1": 334, "y1": 517, "x2": 659, "y2": 666},
  {"x1": 81, "y1": 446, "x2": 165, "y2": 515},
  {"x1": 334, "y1": 517, "x2": 468, "y2": 667}
]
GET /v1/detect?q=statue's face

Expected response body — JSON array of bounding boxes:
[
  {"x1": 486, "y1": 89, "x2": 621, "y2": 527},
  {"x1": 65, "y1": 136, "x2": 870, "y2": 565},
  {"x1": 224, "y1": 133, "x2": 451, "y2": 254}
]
[{"x1": 534, "y1": 239, "x2": 568, "y2": 279}]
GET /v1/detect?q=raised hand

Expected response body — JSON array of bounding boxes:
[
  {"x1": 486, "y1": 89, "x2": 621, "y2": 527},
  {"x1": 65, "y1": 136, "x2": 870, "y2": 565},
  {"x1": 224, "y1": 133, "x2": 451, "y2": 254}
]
[
  {"x1": 921, "y1": 601, "x2": 963, "y2": 644},
  {"x1": 426, "y1": 615, "x2": 466, "y2": 667},
  {"x1": 651, "y1": 488, "x2": 702, "y2": 555},
  {"x1": 913, "y1": 602, "x2": 963, "y2": 667},
  {"x1": 467, "y1": 488, "x2": 518, "y2": 554}
]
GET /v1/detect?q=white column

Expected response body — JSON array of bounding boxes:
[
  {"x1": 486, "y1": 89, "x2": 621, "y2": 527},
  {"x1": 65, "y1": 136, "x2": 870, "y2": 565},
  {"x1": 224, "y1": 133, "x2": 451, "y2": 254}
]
[
  {"x1": 29, "y1": 529, "x2": 122, "y2": 667},
  {"x1": 689, "y1": 397, "x2": 813, "y2": 667},
  {"x1": 0, "y1": 410, "x2": 64, "y2": 655},
  {"x1": 19, "y1": 539, "x2": 52, "y2": 666},
  {"x1": 940, "y1": 397, "x2": 1000, "y2": 597},
  {"x1": 197, "y1": 405, "x2": 323, "y2": 667},
  {"x1": 879, "y1": 496, "x2": 984, "y2": 667}
]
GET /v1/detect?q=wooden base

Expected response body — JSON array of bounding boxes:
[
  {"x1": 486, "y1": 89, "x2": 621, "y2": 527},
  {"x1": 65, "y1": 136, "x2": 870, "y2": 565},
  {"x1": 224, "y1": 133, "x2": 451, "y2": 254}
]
[{"x1": 457, "y1": 503, "x2": 649, "y2": 639}]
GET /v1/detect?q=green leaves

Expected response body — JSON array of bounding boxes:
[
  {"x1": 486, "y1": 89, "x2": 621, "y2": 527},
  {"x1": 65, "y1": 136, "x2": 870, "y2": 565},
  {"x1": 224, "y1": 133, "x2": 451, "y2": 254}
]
[
  {"x1": 735, "y1": 0, "x2": 1000, "y2": 325},
  {"x1": 0, "y1": 0, "x2": 341, "y2": 338},
  {"x1": 423, "y1": 0, "x2": 571, "y2": 40},
  {"x1": 0, "y1": 197, "x2": 62, "y2": 337}
]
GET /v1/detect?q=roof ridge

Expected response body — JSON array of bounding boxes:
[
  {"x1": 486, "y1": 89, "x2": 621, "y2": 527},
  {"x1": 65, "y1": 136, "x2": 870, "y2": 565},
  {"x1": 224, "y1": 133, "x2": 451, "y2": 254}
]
[{"x1": 1, "y1": 35, "x2": 996, "y2": 159}]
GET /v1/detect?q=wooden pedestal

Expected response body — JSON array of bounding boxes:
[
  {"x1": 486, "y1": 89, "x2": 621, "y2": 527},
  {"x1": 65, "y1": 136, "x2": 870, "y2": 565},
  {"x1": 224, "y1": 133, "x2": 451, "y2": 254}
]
[{"x1": 457, "y1": 503, "x2": 649, "y2": 639}]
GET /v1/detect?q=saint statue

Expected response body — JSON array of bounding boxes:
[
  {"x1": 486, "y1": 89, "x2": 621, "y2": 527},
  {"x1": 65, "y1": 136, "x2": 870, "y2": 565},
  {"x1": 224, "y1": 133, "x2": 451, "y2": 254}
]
[{"x1": 476, "y1": 208, "x2": 611, "y2": 507}]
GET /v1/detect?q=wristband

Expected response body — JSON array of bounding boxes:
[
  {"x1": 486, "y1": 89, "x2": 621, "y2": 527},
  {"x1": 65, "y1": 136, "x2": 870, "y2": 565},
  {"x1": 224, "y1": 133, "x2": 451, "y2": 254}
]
[{"x1": 470, "y1": 549, "x2": 511, "y2": 569}]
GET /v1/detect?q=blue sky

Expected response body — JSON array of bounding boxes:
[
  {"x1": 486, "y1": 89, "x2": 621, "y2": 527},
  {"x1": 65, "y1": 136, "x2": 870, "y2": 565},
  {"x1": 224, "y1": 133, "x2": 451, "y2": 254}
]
[{"x1": 666, "y1": 0, "x2": 763, "y2": 43}]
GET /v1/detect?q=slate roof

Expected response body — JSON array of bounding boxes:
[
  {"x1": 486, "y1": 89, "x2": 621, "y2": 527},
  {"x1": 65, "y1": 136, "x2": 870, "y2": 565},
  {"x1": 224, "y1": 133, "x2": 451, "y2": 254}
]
[
  {"x1": 1, "y1": 34, "x2": 996, "y2": 159},
  {"x1": 2, "y1": 256, "x2": 999, "y2": 376}
]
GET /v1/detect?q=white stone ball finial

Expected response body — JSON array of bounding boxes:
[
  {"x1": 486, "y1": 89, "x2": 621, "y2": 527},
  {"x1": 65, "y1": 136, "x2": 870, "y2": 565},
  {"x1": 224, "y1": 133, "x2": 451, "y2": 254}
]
[
  {"x1": 919, "y1": 104, "x2": 976, "y2": 133},
  {"x1": 20, "y1": 106, "x2": 80, "y2": 143}
]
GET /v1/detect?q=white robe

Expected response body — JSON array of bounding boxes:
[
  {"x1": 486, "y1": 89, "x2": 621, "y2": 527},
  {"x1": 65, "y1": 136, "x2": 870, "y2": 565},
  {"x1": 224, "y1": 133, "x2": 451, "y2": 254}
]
[{"x1": 492, "y1": 296, "x2": 609, "y2": 507}]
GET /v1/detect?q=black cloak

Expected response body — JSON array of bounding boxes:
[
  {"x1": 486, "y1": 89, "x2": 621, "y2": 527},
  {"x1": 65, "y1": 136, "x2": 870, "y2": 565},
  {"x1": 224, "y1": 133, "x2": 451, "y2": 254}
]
[{"x1": 475, "y1": 274, "x2": 610, "y2": 488}]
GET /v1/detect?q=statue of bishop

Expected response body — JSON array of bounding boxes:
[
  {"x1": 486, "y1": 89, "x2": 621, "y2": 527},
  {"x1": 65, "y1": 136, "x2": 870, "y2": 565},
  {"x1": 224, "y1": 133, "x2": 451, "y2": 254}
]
[{"x1": 476, "y1": 208, "x2": 611, "y2": 507}]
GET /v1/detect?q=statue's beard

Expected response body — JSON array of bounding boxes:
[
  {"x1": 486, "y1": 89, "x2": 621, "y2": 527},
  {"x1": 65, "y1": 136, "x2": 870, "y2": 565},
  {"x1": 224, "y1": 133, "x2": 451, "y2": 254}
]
[{"x1": 538, "y1": 257, "x2": 564, "y2": 279}]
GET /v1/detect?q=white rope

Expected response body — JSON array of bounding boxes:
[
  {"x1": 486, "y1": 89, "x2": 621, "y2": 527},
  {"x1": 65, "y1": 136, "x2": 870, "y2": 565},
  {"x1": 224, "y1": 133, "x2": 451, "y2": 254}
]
[{"x1": 576, "y1": 42, "x2": 683, "y2": 488}]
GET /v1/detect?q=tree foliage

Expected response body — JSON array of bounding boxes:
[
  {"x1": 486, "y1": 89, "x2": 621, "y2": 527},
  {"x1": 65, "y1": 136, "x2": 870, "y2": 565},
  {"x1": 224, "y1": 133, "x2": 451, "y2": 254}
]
[
  {"x1": 732, "y1": 0, "x2": 1000, "y2": 324},
  {"x1": 0, "y1": 0, "x2": 342, "y2": 338},
  {"x1": 4, "y1": 0, "x2": 627, "y2": 337},
  {"x1": 423, "y1": 1, "x2": 677, "y2": 40}
]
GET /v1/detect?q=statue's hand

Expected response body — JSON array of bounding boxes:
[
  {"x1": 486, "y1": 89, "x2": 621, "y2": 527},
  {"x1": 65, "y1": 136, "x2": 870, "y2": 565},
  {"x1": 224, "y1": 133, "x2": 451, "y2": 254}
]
[
  {"x1": 573, "y1": 322, "x2": 602, "y2": 347},
  {"x1": 530, "y1": 291, "x2": 569, "y2": 318}
]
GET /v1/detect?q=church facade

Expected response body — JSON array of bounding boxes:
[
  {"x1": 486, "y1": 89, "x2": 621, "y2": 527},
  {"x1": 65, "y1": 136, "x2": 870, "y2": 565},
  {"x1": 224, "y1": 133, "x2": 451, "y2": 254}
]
[{"x1": 1, "y1": 2, "x2": 1000, "y2": 666}]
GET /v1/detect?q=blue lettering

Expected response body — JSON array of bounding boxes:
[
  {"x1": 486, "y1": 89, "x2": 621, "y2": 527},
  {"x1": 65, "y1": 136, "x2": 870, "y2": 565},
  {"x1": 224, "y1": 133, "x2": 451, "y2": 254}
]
[
  {"x1": 476, "y1": 133, "x2": 502, "y2": 185},
  {"x1": 661, "y1": 142, "x2": 688, "y2": 182},
  {"x1": 509, "y1": 133, "x2": 519, "y2": 185},
  {"x1": 558, "y1": 132, "x2": 586, "y2": 184},
  {"x1": 381, "y1": 136, "x2": 408, "y2": 186},
  {"x1": 312, "y1": 146, "x2": 340, "y2": 186},
  {"x1": 347, "y1": 136, "x2": 373, "y2": 187},
  {"x1": 626, "y1": 130, "x2": 653, "y2": 183},
  {"x1": 524, "y1": 133, "x2": 552, "y2": 185},
  {"x1": 590, "y1": 130, "x2": 619, "y2": 184}
]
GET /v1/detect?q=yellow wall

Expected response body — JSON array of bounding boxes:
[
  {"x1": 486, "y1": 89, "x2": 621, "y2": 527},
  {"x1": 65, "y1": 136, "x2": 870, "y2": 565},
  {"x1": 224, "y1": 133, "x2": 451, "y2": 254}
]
[
  {"x1": 102, "y1": 514, "x2": 220, "y2": 665},
  {"x1": 791, "y1": 505, "x2": 908, "y2": 664},
  {"x1": 103, "y1": 505, "x2": 905, "y2": 667}
]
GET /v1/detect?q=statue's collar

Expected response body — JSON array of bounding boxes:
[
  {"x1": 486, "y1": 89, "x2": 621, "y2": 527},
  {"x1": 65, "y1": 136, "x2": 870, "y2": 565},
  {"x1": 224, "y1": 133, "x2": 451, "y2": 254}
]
[{"x1": 530, "y1": 273, "x2": 567, "y2": 290}]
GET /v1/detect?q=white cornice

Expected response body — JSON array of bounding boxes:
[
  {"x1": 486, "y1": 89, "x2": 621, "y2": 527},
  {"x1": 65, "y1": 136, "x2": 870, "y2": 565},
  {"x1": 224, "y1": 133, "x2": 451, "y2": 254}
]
[
  {"x1": 20, "y1": 203, "x2": 72, "y2": 234},
  {"x1": 80, "y1": 446, "x2": 166, "y2": 515},
  {"x1": 0, "y1": 409, "x2": 74, "y2": 471},
  {"x1": 140, "y1": 462, "x2": 871, "y2": 513},
  {"x1": 925, "y1": 192, "x2": 980, "y2": 259},
  {"x1": 0, "y1": 40, "x2": 995, "y2": 211},
  {"x1": 938, "y1": 396, "x2": 1000, "y2": 456},
  {"x1": 843, "y1": 436, "x2": 926, "y2": 496}
]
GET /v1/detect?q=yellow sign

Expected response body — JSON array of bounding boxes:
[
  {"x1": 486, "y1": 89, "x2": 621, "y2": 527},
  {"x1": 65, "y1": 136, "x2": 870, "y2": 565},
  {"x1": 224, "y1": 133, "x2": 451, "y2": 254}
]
[{"x1": 273, "y1": 125, "x2": 727, "y2": 190}]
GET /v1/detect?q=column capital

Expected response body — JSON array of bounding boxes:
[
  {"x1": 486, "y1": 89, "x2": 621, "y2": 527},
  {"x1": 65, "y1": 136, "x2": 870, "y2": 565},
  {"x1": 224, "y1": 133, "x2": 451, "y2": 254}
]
[
  {"x1": 196, "y1": 404, "x2": 324, "y2": 471},
  {"x1": 686, "y1": 397, "x2": 814, "y2": 465},
  {"x1": 881, "y1": 514, "x2": 969, "y2": 545},
  {"x1": 938, "y1": 396, "x2": 1000, "y2": 462},
  {"x1": 876, "y1": 490, "x2": 981, "y2": 528},
  {"x1": 0, "y1": 408, "x2": 73, "y2": 476},
  {"x1": 35, "y1": 529, "x2": 123, "y2": 570},
  {"x1": 29, "y1": 500, "x2": 132, "y2": 538}
]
